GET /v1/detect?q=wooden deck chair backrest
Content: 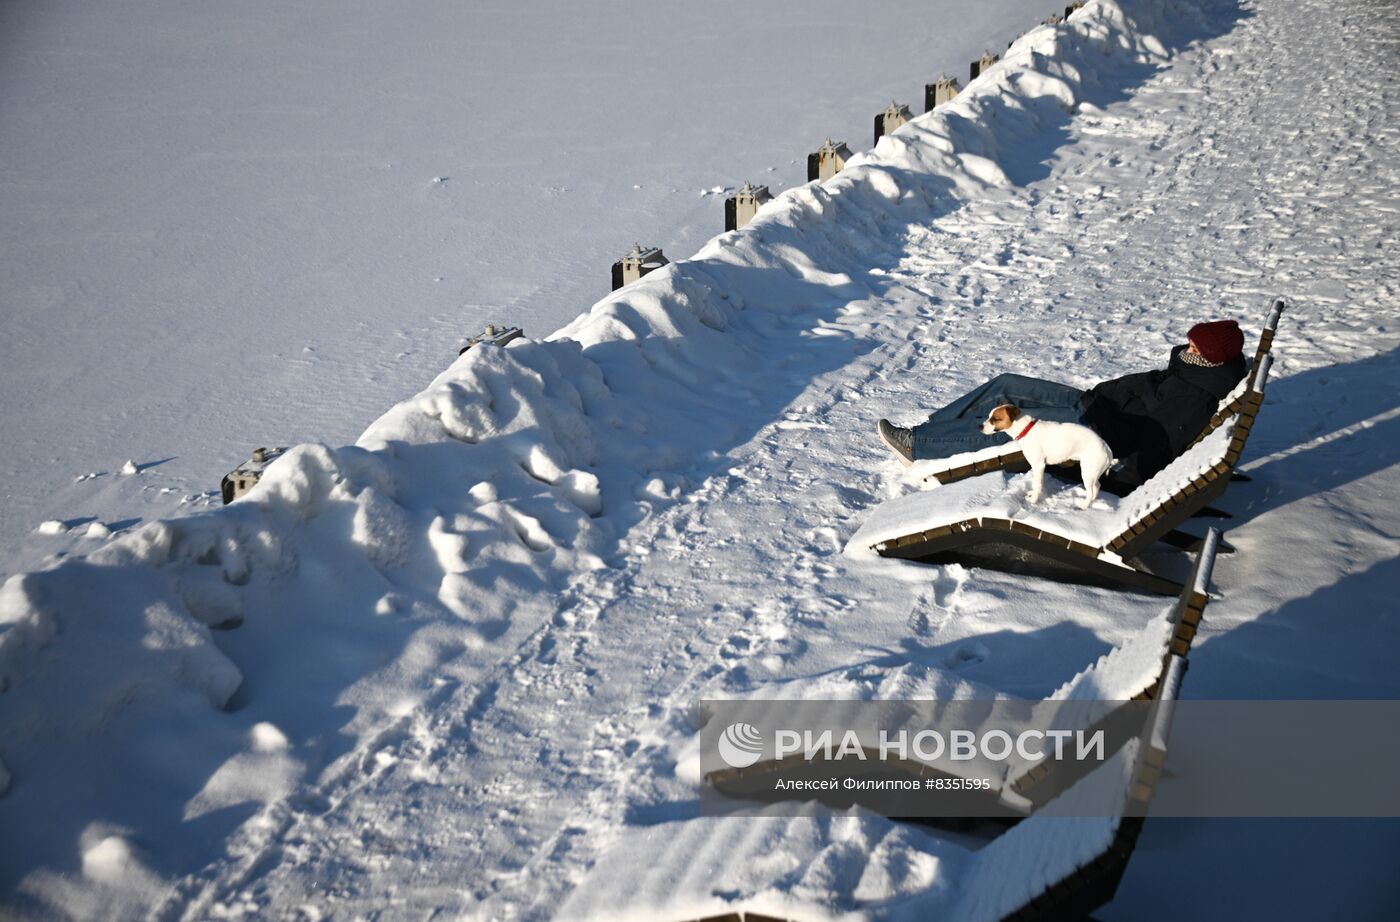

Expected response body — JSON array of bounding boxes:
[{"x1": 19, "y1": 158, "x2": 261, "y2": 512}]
[
  {"x1": 1247, "y1": 297, "x2": 1285, "y2": 390},
  {"x1": 1060, "y1": 525, "x2": 1217, "y2": 701},
  {"x1": 1222, "y1": 353, "x2": 1272, "y2": 469},
  {"x1": 1127, "y1": 653, "x2": 1186, "y2": 817},
  {"x1": 1165, "y1": 527, "x2": 1217, "y2": 660},
  {"x1": 1007, "y1": 531, "x2": 1214, "y2": 801},
  {"x1": 950, "y1": 655, "x2": 1188, "y2": 922}
]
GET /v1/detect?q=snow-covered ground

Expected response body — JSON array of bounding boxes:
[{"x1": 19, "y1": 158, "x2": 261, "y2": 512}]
[
  {"x1": 0, "y1": 0, "x2": 1032, "y2": 583},
  {"x1": 3, "y1": 0, "x2": 1399, "y2": 918}
]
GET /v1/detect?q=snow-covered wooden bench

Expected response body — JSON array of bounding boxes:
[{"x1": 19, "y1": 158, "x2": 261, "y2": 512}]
[
  {"x1": 850, "y1": 353, "x2": 1271, "y2": 595},
  {"x1": 558, "y1": 656, "x2": 1191, "y2": 922},
  {"x1": 705, "y1": 530, "x2": 1216, "y2": 813},
  {"x1": 1002, "y1": 530, "x2": 1212, "y2": 808},
  {"x1": 951, "y1": 655, "x2": 1186, "y2": 922},
  {"x1": 913, "y1": 297, "x2": 1285, "y2": 503}
]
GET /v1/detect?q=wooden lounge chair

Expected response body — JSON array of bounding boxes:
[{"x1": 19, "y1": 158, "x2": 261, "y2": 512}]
[
  {"x1": 914, "y1": 297, "x2": 1285, "y2": 495},
  {"x1": 559, "y1": 656, "x2": 1191, "y2": 922},
  {"x1": 849, "y1": 353, "x2": 1270, "y2": 595},
  {"x1": 949, "y1": 655, "x2": 1187, "y2": 922},
  {"x1": 705, "y1": 530, "x2": 1217, "y2": 813},
  {"x1": 1003, "y1": 530, "x2": 1212, "y2": 808}
]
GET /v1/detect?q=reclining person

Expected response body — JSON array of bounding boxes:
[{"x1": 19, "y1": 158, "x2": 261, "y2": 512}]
[{"x1": 877, "y1": 320, "x2": 1248, "y2": 488}]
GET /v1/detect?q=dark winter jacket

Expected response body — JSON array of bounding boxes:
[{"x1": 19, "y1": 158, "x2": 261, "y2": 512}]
[{"x1": 1079, "y1": 345, "x2": 1248, "y2": 486}]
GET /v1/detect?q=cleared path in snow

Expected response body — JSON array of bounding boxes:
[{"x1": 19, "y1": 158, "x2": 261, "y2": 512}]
[{"x1": 168, "y1": 0, "x2": 1400, "y2": 917}]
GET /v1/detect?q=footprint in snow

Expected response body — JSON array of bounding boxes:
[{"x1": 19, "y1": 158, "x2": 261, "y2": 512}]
[{"x1": 947, "y1": 641, "x2": 990, "y2": 670}]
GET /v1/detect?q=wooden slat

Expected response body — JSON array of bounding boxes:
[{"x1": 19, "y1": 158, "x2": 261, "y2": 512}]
[
  {"x1": 1066, "y1": 539, "x2": 1099, "y2": 557},
  {"x1": 1009, "y1": 520, "x2": 1041, "y2": 538}
]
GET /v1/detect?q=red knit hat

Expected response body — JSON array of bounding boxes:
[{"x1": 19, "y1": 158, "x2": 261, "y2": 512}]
[{"x1": 1187, "y1": 320, "x2": 1244, "y2": 364}]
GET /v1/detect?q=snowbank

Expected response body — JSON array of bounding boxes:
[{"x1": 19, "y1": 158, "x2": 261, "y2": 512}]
[{"x1": 0, "y1": 0, "x2": 1197, "y2": 913}]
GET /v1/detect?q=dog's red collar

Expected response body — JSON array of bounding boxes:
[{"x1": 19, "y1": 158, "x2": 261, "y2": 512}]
[{"x1": 1013, "y1": 419, "x2": 1037, "y2": 441}]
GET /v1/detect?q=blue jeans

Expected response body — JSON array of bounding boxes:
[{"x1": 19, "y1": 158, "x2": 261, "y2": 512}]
[{"x1": 910, "y1": 373, "x2": 1087, "y2": 460}]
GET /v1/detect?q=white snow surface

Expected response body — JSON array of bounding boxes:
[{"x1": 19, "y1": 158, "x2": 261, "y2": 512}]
[
  {"x1": 2, "y1": 0, "x2": 1400, "y2": 919},
  {"x1": 0, "y1": 0, "x2": 1033, "y2": 584}
]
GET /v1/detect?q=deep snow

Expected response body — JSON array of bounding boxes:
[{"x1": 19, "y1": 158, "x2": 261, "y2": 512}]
[
  {"x1": 0, "y1": 0, "x2": 1031, "y2": 584},
  {"x1": 2, "y1": 0, "x2": 1399, "y2": 918}
]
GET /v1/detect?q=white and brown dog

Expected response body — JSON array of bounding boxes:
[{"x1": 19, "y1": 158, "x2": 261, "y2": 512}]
[{"x1": 981, "y1": 404, "x2": 1113, "y2": 509}]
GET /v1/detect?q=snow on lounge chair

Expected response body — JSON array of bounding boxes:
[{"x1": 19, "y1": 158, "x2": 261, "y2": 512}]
[
  {"x1": 914, "y1": 297, "x2": 1285, "y2": 493},
  {"x1": 850, "y1": 355, "x2": 1271, "y2": 595},
  {"x1": 950, "y1": 655, "x2": 1187, "y2": 922},
  {"x1": 999, "y1": 528, "x2": 1213, "y2": 807},
  {"x1": 704, "y1": 531, "x2": 1217, "y2": 814},
  {"x1": 558, "y1": 657, "x2": 1190, "y2": 922}
]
